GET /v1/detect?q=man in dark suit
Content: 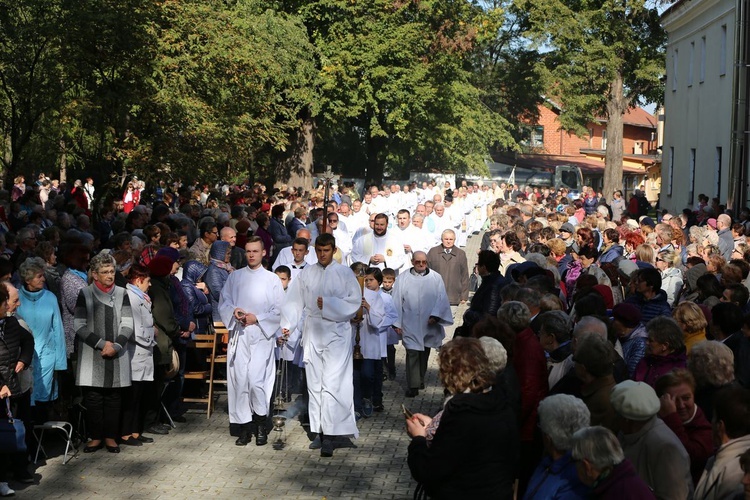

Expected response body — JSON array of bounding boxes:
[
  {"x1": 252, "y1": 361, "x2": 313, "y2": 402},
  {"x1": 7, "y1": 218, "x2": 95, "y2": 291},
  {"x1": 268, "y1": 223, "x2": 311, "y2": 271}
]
[
  {"x1": 285, "y1": 206, "x2": 307, "y2": 239},
  {"x1": 426, "y1": 229, "x2": 469, "y2": 307}
]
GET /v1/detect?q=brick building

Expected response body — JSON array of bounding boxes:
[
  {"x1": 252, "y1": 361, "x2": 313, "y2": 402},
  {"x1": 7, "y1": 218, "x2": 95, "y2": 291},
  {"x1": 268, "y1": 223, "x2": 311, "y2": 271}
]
[{"x1": 518, "y1": 101, "x2": 661, "y2": 201}]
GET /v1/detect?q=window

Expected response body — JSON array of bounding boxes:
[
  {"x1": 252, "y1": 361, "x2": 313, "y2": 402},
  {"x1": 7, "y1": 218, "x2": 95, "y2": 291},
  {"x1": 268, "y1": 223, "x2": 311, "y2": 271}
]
[
  {"x1": 688, "y1": 41, "x2": 694, "y2": 86},
  {"x1": 700, "y1": 36, "x2": 706, "y2": 83},
  {"x1": 721, "y1": 25, "x2": 727, "y2": 76},
  {"x1": 531, "y1": 126, "x2": 544, "y2": 147},
  {"x1": 588, "y1": 128, "x2": 594, "y2": 148},
  {"x1": 667, "y1": 147, "x2": 674, "y2": 196},
  {"x1": 520, "y1": 125, "x2": 544, "y2": 150},
  {"x1": 688, "y1": 148, "x2": 696, "y2": 205},
  {"x1": 716, "y1": 147, "x2": 723, "y2": 198},
  {"x1": 602, "y1": 130, "x2": 607, "y2": 150},
  {"x1": 673, "y1": 49, "x2": 678, "y2": 91}
]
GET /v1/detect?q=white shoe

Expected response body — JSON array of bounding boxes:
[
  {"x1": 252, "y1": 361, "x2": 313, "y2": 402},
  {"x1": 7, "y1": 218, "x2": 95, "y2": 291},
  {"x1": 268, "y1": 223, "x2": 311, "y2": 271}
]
[{"x1": 0, "y1": 482, "x2": 15, "y2": 497}]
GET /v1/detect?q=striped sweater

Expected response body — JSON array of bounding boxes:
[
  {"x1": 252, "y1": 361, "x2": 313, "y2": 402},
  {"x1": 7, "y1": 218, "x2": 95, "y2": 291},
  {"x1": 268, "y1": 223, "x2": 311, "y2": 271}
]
[{"x1": 74, "y1": 284, "x2": 134, "y2": 388}]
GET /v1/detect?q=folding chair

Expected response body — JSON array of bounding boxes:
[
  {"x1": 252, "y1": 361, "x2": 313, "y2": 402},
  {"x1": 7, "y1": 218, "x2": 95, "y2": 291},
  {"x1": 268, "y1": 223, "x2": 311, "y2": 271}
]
[{"x1": 33, "y1": 421, "x2": 76, "y2": 464}]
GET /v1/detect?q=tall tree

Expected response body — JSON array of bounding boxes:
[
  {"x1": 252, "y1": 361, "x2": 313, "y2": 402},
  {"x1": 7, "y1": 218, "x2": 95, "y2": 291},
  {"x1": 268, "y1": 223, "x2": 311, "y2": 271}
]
[
  {"x1": 518, "y1": 0, "x2": 665, "y2": 197},
  {"x1": 0, "y1": 0, "x2": 66, "y2": 183},
  {"x1": 298, "y1": 0, "x2": 514, "y2": 183}
]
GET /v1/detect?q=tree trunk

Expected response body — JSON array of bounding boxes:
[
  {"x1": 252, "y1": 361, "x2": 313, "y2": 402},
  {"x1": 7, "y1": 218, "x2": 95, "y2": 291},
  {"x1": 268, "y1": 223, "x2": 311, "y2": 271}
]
[
  {"x1": 59, "y1": 138, "x2": 67, "y2": 184},
  {"x1": 603, "y1": 72, "x2": 628, "y2": 202},
  {"x1": 366, "y1": 135, "x2": 386, "y2": 186},
  {"x1": 278, "y1": 117, "x2": 314, "y2": 192}
]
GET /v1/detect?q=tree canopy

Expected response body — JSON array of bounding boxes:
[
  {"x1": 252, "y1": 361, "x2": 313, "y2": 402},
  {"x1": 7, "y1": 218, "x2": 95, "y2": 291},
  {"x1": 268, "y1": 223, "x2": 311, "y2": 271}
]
[{"x1": 0, "y1": 0, "x2": 665, "y2": 192}]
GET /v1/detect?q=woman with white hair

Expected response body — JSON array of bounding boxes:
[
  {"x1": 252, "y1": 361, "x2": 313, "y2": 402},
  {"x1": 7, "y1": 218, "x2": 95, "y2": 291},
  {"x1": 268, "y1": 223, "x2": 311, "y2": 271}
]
[
  {"x1": 571, "y1": 426, "x2": 655, "y2": 499},
  {"x1": 523, "y1": 395, "x2": 591, "y2": 499}
]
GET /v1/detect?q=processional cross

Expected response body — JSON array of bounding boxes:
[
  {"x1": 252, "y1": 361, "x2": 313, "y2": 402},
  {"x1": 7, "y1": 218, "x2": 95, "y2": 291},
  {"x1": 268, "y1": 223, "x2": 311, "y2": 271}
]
[{"x1": 321, "y1": 165, "x2": 339, "y2": 234}]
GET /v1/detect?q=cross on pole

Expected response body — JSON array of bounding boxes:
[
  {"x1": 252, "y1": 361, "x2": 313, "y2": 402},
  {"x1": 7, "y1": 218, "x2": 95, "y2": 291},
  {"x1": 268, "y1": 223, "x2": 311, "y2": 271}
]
[{"x1": 321, "y1": 165, "x2": 339, "y2": 234}]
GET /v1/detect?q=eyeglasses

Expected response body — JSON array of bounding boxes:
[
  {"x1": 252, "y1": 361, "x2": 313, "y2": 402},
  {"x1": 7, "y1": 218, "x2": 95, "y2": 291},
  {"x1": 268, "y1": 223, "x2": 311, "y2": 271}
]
[
  {"x1": 211, "y1": 230, "x2": 219, "y2": 235},
  {"x1": 413, "y1": 260, "x2": 427, "y2": 264}
]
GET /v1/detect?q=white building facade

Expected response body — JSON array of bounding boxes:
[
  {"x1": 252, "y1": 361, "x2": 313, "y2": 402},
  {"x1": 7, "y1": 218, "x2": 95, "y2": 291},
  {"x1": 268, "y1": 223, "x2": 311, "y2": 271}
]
[{"x1": 661, "y1": 0, "x2": 741, "y2": 213}]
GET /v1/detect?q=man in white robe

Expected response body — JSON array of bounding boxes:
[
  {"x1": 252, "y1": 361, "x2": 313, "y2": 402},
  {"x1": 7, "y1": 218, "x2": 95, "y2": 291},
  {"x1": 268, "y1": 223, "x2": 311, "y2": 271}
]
[
  {"x1": 218, "y1": 237, "x2": 285, "y2": 446},
  {"x1": 280, "y1": 233, "x2": 362, "y2": 457},
  {"x1": 350, "y1": 213, "x2": 406, "y2": 272},
  {"x1": 392, "y1": 251, "x2": 453, "y2": 397},
  {"x1": 394, "y1": 209, "x2": 423, "y2": 274}
]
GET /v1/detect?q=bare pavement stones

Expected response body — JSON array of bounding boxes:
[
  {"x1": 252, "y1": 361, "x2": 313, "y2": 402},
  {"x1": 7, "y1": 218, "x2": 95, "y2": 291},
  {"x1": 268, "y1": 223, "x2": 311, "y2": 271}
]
[{"x1": 19, "y1": 234, "x2": 482, "y2": 499}]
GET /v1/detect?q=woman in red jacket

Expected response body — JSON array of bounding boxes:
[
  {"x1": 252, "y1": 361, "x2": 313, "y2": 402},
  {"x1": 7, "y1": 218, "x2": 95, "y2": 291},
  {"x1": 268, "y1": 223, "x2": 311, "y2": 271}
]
[{"x1": 122, "y1": 182, "x2": 140, "y2": 214}]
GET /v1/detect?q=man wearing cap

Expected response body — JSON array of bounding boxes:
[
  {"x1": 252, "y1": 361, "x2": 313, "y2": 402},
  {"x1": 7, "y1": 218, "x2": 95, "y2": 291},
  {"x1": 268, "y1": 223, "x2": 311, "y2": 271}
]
[
  {"x1": 611, "y1": 380, "x2": 693, "y2": 500},
  {"x1": 611, "y1": 303, "x2": 647, "y2": 378},
  {"x1": 559, "y1": 223, "x2": 576, "y2": 250}
]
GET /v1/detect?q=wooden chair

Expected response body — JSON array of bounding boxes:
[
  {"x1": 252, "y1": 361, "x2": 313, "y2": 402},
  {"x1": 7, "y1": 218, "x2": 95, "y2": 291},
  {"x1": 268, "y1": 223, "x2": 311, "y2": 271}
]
[{"x1": 182, "y1": 330, "x2": 218, "y2": 417}]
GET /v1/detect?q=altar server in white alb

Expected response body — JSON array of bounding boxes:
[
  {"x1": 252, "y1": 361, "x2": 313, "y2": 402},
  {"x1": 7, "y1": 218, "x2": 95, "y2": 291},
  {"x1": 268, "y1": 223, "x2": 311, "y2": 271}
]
[
  {"x1": 219, "y1": 236, "x2": 284, "y2": 447},
  {"x1": 392, "y1": 251, "x2": 453, "y2": 398},
  {"x1": 280, "y1": 233, "x2": 362, "y2": 458}
]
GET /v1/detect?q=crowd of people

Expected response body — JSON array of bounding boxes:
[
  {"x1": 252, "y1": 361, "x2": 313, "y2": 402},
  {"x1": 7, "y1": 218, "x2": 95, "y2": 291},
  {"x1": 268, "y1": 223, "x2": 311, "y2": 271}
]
[{"x1": 1, "y1": 173, "x2": 750, "y2": 499}]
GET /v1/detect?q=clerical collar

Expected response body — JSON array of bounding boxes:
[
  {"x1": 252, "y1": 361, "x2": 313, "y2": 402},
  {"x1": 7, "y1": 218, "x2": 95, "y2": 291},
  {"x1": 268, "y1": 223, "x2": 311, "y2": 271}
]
[{"x1": 293, "y1": 263, "x2": 305, "y2": 269}]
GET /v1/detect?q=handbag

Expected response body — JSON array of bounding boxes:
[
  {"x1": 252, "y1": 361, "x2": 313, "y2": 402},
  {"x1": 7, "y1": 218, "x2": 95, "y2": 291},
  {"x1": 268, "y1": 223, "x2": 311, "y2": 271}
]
[{"x1": 0, "y1": 398, "x2": 27, "y2": 453}]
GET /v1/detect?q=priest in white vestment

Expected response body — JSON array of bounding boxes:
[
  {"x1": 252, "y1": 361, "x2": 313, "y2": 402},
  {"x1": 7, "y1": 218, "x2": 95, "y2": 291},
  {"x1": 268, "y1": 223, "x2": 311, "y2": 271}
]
[
  {"x1": 218, "y1": 237, "x2": 285, "y2": 446},
  {"x1": 350, "y1": 213, "x2": 406, "y2": 272},
  {"x1": 280, "y1": 233, "x2": 362, "y2": 457},
  {"x1": 392, "y1": 251, "x2": 453, "y2": 397}
]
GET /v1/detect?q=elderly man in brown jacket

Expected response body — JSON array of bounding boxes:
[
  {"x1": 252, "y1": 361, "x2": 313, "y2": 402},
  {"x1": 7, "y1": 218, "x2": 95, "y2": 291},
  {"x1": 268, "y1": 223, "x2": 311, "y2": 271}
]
[{"x1": 426, "y1": 229, "x2": 469, "y2": 307}]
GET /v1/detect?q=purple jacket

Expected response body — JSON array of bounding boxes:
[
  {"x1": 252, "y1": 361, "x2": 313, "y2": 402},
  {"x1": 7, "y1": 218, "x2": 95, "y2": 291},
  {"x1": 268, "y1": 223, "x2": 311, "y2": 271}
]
[
  {"x1": 592, "y1": 459, "x2": 655, "y2": 499},
  {"x1": 633, "y1": 348, "x2": 687, "y2": 388}
]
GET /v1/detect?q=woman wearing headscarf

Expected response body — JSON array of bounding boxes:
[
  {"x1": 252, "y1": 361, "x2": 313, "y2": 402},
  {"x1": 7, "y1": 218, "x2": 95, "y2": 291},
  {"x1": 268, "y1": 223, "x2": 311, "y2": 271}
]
[{"x1": 205, "y1": 240, "x2": 233, "y2": 311}]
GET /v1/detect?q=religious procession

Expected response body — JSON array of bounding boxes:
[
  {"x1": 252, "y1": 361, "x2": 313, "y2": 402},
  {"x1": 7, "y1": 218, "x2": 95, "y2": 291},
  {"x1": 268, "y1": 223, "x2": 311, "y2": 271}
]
[{"x1": 1, "y1": 174, "x2": 750, "y2": 500}]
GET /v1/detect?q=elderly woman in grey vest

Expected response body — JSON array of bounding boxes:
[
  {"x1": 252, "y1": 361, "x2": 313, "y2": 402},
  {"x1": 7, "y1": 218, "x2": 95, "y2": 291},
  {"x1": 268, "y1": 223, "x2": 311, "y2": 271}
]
[{"x1": 75, "y1": 251, "x2": 134, "y2": 453}]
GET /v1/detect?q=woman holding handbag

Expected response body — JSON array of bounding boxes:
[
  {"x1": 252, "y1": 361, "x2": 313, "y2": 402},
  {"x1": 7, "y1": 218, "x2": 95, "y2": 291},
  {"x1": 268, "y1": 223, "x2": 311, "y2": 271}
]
[{"x1": 0, "y1": 282, "x2": 36, "y2": 490}]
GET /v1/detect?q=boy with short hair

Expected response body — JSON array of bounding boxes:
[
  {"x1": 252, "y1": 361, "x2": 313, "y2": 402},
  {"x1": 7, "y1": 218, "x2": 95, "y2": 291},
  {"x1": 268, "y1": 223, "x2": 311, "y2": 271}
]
[{"x1": 381, "y1": 268, "x2": 398, "y2": 380}]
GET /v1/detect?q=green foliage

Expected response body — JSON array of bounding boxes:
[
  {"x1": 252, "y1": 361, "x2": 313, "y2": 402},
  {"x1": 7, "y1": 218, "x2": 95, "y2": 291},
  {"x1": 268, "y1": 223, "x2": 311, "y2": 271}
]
[
  {"x1": 302, "y1": 0, "x2": 514, "y2": 181},
  {"x1": 0, "y1": 0, "x2": 66, "y2": 177},
  {"x1": 517, "y1": 0, "x2": 666, "y2": 132}
]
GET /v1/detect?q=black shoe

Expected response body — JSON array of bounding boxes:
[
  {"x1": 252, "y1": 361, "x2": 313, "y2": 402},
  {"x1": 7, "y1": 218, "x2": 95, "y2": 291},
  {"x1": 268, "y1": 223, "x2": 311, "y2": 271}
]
[
  {"x1": 106, "y1": 445, "x2": 120, "y2": 453},
  {"x1": 405, "y1": 389, "x2": 419, "y2": 398},
  {"x1": 255, "y1": 415, "x2": 268, "y2": 446},
  {"x1": 235, "y1": 432, "x2": 251, "y2": 446},
  {"x1": 136, "y1": 435, "x2": 154, "y2": 443},
  {"x1": 146, "y1": 425, "x2": 169, "y2": 435},
  {"x1": 382, "y1": 372, "x2": 388, "y2": 381},
  {"x1": 13, "y1": 470, "x2": 34, "y2": 484},
  {"x1": 320, "y1": 438, "x2": 333, "y2": 458},
  {"x1": 120, "y1": 437, "x2": 143, "y2": 447},
  {"x1": 309, "y1": 435, "x2": 321, "y2": 449},
  {"x1": 83, "y1": 443, "x2": 104, "y2": 453},
  {"x1": 373, "y1": 403, "x2": 384, "y2": 412}
]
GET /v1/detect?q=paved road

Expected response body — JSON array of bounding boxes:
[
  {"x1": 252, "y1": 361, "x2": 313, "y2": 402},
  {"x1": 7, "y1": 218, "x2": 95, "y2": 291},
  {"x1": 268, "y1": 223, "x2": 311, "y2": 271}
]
[{"x1": 18, "y1": 233, "x2": 483, "y2": 499}]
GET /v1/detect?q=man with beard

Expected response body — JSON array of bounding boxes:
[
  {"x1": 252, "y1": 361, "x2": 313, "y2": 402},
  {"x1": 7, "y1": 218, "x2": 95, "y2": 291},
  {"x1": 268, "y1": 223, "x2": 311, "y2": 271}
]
[{"x1": 351, "y1": 213, "x2": 406, "y2": 272}]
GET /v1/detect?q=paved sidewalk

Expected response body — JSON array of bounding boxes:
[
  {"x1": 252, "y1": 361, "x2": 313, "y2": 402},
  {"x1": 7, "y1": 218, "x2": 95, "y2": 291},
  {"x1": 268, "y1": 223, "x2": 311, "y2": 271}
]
[{"x1": 17, "y1": 233, "x2": 483, "y2": 499}]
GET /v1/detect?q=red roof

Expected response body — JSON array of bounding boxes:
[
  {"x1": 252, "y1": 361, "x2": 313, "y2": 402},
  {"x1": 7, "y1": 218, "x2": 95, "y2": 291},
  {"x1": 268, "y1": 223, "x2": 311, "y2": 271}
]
[{"x1": 622, "y1": 107, "x2": 658, "y2": 128}]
